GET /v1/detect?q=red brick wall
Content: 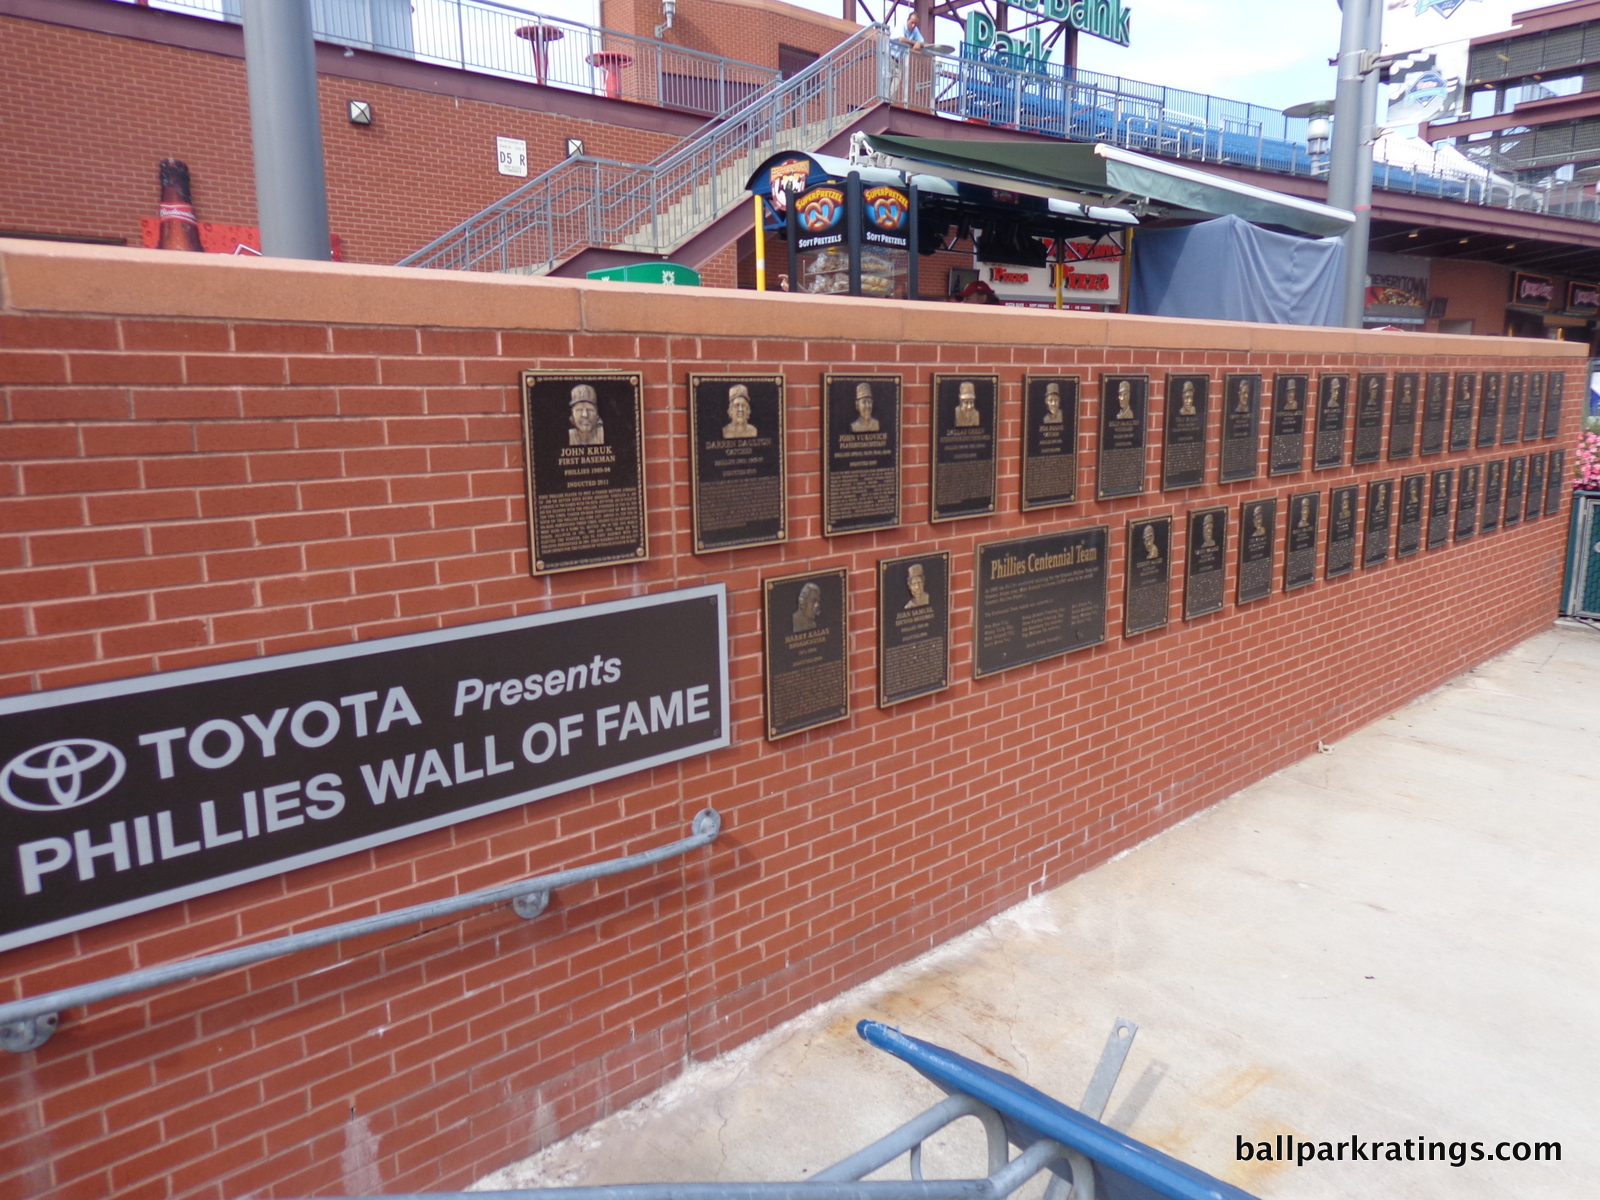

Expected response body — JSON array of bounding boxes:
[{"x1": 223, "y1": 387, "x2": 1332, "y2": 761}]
[{"x1": 0, "y1": 241, "x2": 1583, "y2": 1200}]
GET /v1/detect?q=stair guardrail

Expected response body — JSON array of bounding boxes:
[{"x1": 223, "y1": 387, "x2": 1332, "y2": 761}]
[{"x1": 0, "y1": 809, "x2": 722, "y2": 1054}]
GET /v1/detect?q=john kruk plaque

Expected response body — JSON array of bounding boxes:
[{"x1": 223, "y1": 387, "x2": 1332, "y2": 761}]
[
  {"x1": 1522, "y1": 372, "x2": 1545, "y2": 442},
  {"x1": 1397, "y1": 473, "x2": 1425, "y2": 557},
  {"x1": 521, "y1": 371, "x2": 647, "y2": 574},
  {"x1": 1284, "y1": 491, "x2": 1319, "y2": 590},
  {"x1": 1124, "y1": 516, "x2": 1171, "y2": 636},
  {"x1": 1363, "y1": 478, "x2": 1394, "y2": 566},
  {"x1": 1022, "y1": 376, "x2": 1080, "y2": 509},
  {"x1": 1482, "y1": 459, "x2": 1504, "y2": 532},
  {"x1": 975, "y1": 528, "x2": 1107, "y2": 676},
  {"x1": 1354, "y1": 373, "x2": 1386, "y2": 464},
  {"x1": 1420, "y1": 372, "x2": 1449, "y2": 455},
  {"x1": 1426, "y1": 469, "x2": 1453, "y2": 550},
  {"x1": 1327, "y1": 485, "x2": 1358, "y2": 578},
  {"x1": 1501, "y1": 373, "x2": 1525, "y2": 444},
  {"x1": 1220, "y1": 374, "x2": 1262, "y2": 483},
  {"x1": 1269, "y1": 373, "x2": 1309, "y2": 476},
  {"x1": 1389, "y1": 372, "x2": 1419, "y2": 459},
  {"x1": 688, "y1": 374, "x2": 786, "y2": 553},
  {"x1": 763, "y1": 567, "x2": 849, "y2": 739},
  {"x1": 1504, "y1": 455, "x2": 1526, "y2": 526},
  {"x1": 1449, "y1": 373, "x2": 1476, "y2": 452},
  {"x1": 1237, "y1": 498, "x2": 1276, "y2": 603},
  {"x1": 823, "y1": 374, "x2": 902, "y2": 535},
  {"x1": 1477, "y1": 372, "x2": 1502, "y2": 449},
  {"x1": 1456, "y1": 462, "x2": 1481, "y2": 541},
  {"x1": 1097, "y1": 375, "x2": 1148, "y2": 499},
  {"x1": 930, "y1": 374, "x2": 998, "y2": 522},
  {"x1": 1313, "y1": 374, "x2": 1349, "y2": 470},
  {"x1": 1526, "y1": 452, "x2": 1547, "y2": 521},
  {"x1": 877, "y1": 552, "x2": 950, "y2": 707},
  {"x1": 1162, "y1": 374, "x2": 1209, "y2": 490},
  {"x1": 1184, "y1": 507, "x2": 1228, "y2": 619},
  {"x1": 1544, "y1": 372, "x2": 1565, "y2": 439}
]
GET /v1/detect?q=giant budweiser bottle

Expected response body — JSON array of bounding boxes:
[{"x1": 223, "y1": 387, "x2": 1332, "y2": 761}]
[{"x1": 157, "y1": 158, "x2": 204, "y2": 251}]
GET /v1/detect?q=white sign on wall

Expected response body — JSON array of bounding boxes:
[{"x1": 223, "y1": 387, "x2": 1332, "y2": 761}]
[
  {"x1": 496, "y1": 137, "x2": 529, "y2": 178},
  {"x1": 979, "y1": 258, "x2": 1123, "y2": 307}
]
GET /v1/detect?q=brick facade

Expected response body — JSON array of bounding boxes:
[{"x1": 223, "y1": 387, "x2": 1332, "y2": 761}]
[{"x1": 0, "y1": 240, "x2": 1584, "y2": 1200}]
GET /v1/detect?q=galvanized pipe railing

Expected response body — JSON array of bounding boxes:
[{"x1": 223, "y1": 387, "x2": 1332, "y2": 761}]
[{"x1": 0, "y1": 808, "x2": 722, "y2": 1054}]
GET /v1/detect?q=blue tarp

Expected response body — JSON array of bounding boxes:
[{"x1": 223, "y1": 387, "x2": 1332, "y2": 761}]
[{"x1": 1129, "y1": 214, "x2": 1344, "y2": 327}]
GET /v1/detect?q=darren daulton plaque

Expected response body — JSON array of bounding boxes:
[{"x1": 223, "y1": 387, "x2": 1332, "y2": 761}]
[
  {"x1": 1504, "y1": 455, "x2": 1527, "y2": 526},
  {"x1": 1544, "y1": 372, "x2": 1565, "y2": 439},
  {"x1": 1477, "y1": 372, "x2": 1502, "y2": 449},
  {"x1": 1124, "y1": 516, "x2": 1171, "y2": 636},
  {"x1": 1270, "y1": 373, "x2": 1309, "y2": 475},
  {"x1": 1097, "y1": 375, "x2": 1148, "y2": 498},
  {"x1": 1354, "y1": 373, "x2": 1386, "y2": 464},
  {"x1": 763, "y1": 567, "x2": 849, "y2": 739},
  {"x1": 1426, "y1": 469, "x2": 1453, "y2": 549},
  {"x1": 1546, "y1": 449, "x2": 1567, "y2": 516},
  {"x1": 931, "y1": 374, "x2": 998, "y2": 522},
  {"x1": 1501, "y1": 372, "x2": 1525, "y2": 444},
  {"x1": 1162, "y1": 374, "x2": 1209, "y2": 490},
  {"x1": 1237, "y1": 498, "x2": 1276, "y2": 603},
  {"x1": 1284, "y1": 491, "x2": 1319, "y2": 590},
  {"x1": 1184, "y1": 507, "x2": 1228, "y2": 619},
  {"x1": 521, "y1": 370, "x2": 647, "y2": 574},
  {"x1": 1456, "y1": 462, "x2": 1481, "y2": 541},
  {"x1": 1364, "y1": 478, "x2": 1394, "y2": 566},
  {"x1": 1421, "y1": 372, "x2": 1449, "y2": 455},
  {"x1": 1522, "y1": 372, "x2": 1546, "y2": 442},
  {"x1": 1022, "y1": 376, "x2": 1080, "y2": 509},
  {"x1": 823, "y1": 374, "x2": 902, "y2": 535},
  {"x1": 1327, "y1": 485, "x2": 1358, "y2": 578},
  {"x1": 1449, "y1": 373, "x2": 1476, "y2": 451},
  {"x1": 1390, "y1": 372, "x2": 1419, "y2": 459},
  {"x1": 1220, "y1": 374, "x2": 1262, "y2": 482},
  {"x1": 1313, "y1": 374, "x2": 1349, "y2": 469},
  {"x1": 1397, "y1": 473, "x2": 1425, "y2": 557},
  {"x1": 877, "y1": 551, "x2": 950, "y2": 707},
  {"x1": 689, "y1": 374, "x2": 786, "y2": 553},
  {"x1": 975, "y1": 528, "x2": 1108, "y2": 676},
  {"x1": 1526, "y1": 452, "x2": 1547, "y2": 521},
  {"x1": 1482, "y1": 459, "x2": 1504, "y2": 532}
]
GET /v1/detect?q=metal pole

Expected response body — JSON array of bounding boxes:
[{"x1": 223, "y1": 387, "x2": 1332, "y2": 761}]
[
  {"x1": 1341, "y1": 0, "x2": 1383, "y2": 328},
  {"x1": 754, "y1": 194, "x2": 767, "y2": 291},
  {"x1": 906, "y1": 180, "x2": 919, "y2": 301},
  {"x1": 847, "y1": 170, "x2": 862, "y2": 297},
  {"x1": 1326, "y1": 0, "x2": 1369, "y2": 325},
  {"x1": 242, "y1": 0, "x2": 332, "y2": 260}
]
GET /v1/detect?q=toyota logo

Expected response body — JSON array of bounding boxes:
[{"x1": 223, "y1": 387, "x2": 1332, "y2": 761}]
[{"x1": 1, "y1": 739, "x2": 126, "y2": 812}]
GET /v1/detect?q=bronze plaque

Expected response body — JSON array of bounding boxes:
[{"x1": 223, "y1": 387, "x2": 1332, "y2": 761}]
[
  {"x1": 877, "y1": 551, "x2": 951, "y2": 707},
  {"x1": 763, "y1": 567, "x2": 849, "y2": 739},
  {"x1": 1501, "y1": 373, "x2": 1524, "y2": 444},
  {"x1": 1481, "y1": 459, "x2": 1504, "y2": 532},
  {"x1": 1184, "y1": 507, "x2": 1228, "y2": 618},
  {"x1": 1237, "y1": 498, "x2": 1276, "y2": 603},
  {"x1": 822, "y1": 374, "x2": 902, "y2": 535},
  {"x1": 974, "y1": 528, "x2": 1108, "y2": 676},
  {"x1": 1284, "y1": 491, "x2": 1319, "y2": 591},
  {"x1": 1124, "y1": 516, "x2": 1171, "y2": 636},
  {"x1": 520, "y1": 370, "x2": 647, "y2": 575},
  {"x1": 1456, "y1": 462, "x2": 1481, "y2": 541},
  {"x1": 1522, "y1": 372, "x2": 1545, "y2": 442},
  {"x1": 1426, "y1": 469, "x2": 1453, "y2": 550},
  {"x1": 1525, "y1": 452, "x2": 1547, "y2": 521},
  {"x1": 1220, "y1": 374, "x2": 1262, "y2": 482},
  {"x1": 1269, "y1": 373, "x2": 1309, "y2": 476},
  {"x1": 1327, "y1": 485, "x2": 1358, "y2": 578},
  {"x1": 1097, "y1": 374, "x2": 1149, "y2": 498},
  {"x1": 1021, "y1": 375, "x2": 1080, "y2": 510},
  {"x1": 1389, "y1": 372, "x2": 1419, "y2": 459},
  {"x1": 1546, "y1": 449, "x2": 1567, "y2": 515},
  {"x1": 1396, "y1": 472, "x2": 1425, "y2": 557},
  {"x1": 1544, "y1": 371, "x2": 1565, "y2": 439},
  {"x1": 1363, "y1": 478, "x2": 1394, "y2": 566},
  {"x1": 1477, "y1": 373, "x2": 1502, "y2": 449},
  {"x1": 688, "y1": 374, "x2": 786, "y2": 553},
  {"x1": 1420, "y1": 371, "x2": 1449, "y2": 455},
  {"x1": 1354, "y1": 373, "x2": 1386, "y2": 464},
  {"x1": 1162, "y1": 374, "x2": 1209, "y2": 490},
  {"x1": 930, "y1": 374, "x2": 998, "y2": 522},
  {"x1": 1504, "y1": 455, "x2": 1526, "y2": 527},
  {"x1": 1313, "y1": 374, "x2": 1349, "y2": 469},
  {"x1": 1449, "y1": 373, "x2": 1476, "y2": 451}
]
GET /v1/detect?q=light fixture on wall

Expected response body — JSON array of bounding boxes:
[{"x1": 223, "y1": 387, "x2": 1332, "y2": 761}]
[
  {"x1": 655, "y1": 0, "x2": 676, "y2": 38},
  {"x1": 566, "y1": 137, "x2": 585, "y2": 157},
  {"x1": 347, "y1": 99, "x2": 374, "y2": 125}
]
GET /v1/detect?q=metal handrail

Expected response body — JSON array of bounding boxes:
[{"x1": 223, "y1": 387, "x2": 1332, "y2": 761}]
[{"x1": 0, "y1": 808, "x2": 722, "y2": 1053}]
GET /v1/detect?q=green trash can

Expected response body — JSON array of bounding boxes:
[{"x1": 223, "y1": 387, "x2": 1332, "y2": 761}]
[{"x1": 586, "y1": 262, "x2": 701, "y2": 286}]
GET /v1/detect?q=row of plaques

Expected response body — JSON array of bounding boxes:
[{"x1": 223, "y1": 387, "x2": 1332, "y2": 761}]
[
  {"x1": 518, "y1": 370, "x2": 1567, "y2": 575},
  {"x1": 761, "y1": 450, "x2": 1567, "y2": 739}
]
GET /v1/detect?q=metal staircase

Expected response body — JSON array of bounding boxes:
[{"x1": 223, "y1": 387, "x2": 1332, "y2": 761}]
[{"x1": 397, "y1": 25, "x2": 895, "y2": 276}]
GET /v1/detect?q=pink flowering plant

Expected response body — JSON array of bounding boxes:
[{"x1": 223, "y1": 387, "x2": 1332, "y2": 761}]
[{"x1": 1578, "y1": 431, "x2": 1600, "y2": 491}]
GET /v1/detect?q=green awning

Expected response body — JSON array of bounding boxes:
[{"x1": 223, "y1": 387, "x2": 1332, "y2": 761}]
[{"x1": 863, "y1": 135, "x2": 1354, "y2": 237}]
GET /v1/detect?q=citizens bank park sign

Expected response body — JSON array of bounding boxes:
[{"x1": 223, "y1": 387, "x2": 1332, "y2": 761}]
[{"x1": 0, "y1": 587, "x2": 728, "y2": 952}]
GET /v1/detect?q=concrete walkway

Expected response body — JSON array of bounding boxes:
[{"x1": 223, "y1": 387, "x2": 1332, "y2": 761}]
[{"x1": 475, "y1": 626, "x2": 1599, "y2": 1199}]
